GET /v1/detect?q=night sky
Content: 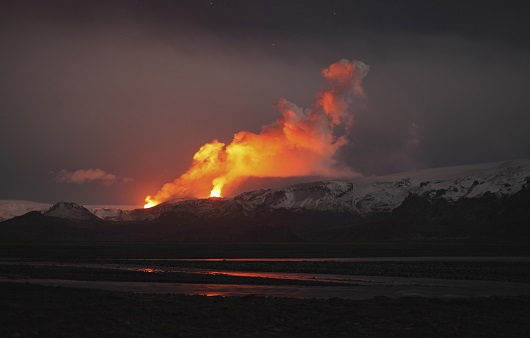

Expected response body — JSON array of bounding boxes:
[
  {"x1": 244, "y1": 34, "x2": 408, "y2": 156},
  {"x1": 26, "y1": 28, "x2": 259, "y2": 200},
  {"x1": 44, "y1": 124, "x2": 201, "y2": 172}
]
[{"x1": 1, "y1": 0, "x2": 529, "y2": 205}]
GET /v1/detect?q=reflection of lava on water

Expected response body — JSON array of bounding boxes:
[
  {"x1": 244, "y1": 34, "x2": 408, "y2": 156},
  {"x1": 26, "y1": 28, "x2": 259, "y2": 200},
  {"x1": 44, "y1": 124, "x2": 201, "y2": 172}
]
[{"x1": 137, "y1": 268, "x2": 164, "y2": 273}]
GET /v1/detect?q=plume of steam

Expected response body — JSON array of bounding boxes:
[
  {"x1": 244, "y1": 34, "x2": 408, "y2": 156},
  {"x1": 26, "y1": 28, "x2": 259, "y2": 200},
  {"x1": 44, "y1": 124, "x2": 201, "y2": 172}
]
[
  {"x1": 145, "y1": 59, "x2": 369, "y2": 207},
  {"x1": 53, "y1": 168, "x2": 132, "y2": 186}
]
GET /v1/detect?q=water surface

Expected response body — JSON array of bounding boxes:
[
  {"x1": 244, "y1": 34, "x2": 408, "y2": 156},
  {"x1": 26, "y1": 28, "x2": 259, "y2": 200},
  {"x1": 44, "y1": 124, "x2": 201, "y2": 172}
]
[{"x1": 4, "y1": 278, "x2": 530, "y2": 299}]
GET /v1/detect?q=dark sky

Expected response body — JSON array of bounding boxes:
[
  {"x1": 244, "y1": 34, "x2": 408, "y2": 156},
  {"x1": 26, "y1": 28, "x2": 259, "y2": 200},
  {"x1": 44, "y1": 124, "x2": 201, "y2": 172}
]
[{"x1": 1, "y1": 0, "x2": 529, "y2": 205}]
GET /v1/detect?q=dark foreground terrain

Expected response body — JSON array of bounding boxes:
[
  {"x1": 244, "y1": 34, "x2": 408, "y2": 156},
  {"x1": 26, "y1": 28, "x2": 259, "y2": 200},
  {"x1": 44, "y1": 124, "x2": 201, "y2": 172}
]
[
  {"x1": 2, "y1": 282, "x2": 530, "y2": 337},
  {"x1": 2, "y1": 241, "x2": 530, "y2": 337},
  {"x1": 2, "y1": 240, "x2": 530, "y2": 259}
]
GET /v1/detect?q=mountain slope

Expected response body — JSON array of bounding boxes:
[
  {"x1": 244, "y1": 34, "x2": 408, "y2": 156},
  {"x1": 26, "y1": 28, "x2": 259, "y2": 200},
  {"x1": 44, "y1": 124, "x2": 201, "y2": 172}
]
[
  {"x1": 232, "y1": 159, "x2": 530, "y2": 216},
  {"x1": 0, "y1": 200, "x2": 51, "y2": 222},
  {"x1": 0, "y1": 201, "x2": 138, "y2": 222},
  {"x1": 44, "y1": 202, "x2": 101, "y2": 221}
]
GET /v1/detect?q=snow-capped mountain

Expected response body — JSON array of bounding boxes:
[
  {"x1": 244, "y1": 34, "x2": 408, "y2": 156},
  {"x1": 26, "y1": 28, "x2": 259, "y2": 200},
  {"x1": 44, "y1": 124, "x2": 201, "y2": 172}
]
[
  {"x1": 141, "y1": 159, "x2": 530, "y2": 220},
  {"x1": 242, "y1": 159, "x2": 529, "y2": 213},
  {"x1": 2, "y1": 159, "x2": 528, "y2": 223},
  {"x1": 1, "y1": 159, "x2": 529, "y2": 241}
]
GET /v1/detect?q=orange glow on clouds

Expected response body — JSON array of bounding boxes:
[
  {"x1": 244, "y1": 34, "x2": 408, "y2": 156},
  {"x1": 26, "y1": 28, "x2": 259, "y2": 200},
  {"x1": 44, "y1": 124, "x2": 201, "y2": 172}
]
[{"x1": 144, "y1": 59, "x2": 369, "y2": 208}]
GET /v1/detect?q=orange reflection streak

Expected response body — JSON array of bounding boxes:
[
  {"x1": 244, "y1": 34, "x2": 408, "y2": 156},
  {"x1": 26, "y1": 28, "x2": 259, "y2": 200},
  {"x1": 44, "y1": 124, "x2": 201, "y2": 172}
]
[
  {"x1": 202, "y1": 292, "x2": 224, "y2": 297},
  {"x1": 138, "y1": 268, "x2": 157, "y2": 273},
  {"x1": 144, "y1": 60, "x2": 368, "y2": 208}
]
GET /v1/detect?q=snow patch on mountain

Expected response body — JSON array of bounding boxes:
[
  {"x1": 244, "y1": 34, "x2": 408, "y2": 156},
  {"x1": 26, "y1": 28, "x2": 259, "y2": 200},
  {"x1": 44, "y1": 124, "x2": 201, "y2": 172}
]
[
  {"x1": 0, "y1": 201, "x2": 140, "y2": 221},
  {"x1": 0, "y1": 200, "x2": 52, "y2": 222},
  {"x1": 233, "y1": 159, "x2": 530, "y2": 216},
  {"x1": 43, "y1": 202, "x2": 101, "y2": 221},
  {"x1": 86, "y1": 205, "x2": 138, "y2": 221}
]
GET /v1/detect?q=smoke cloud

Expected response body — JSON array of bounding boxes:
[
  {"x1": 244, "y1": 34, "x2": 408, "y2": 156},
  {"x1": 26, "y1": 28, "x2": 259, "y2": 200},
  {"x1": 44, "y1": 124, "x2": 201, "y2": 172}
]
[
  {"x1": 53, "y1": 168, "x2": 132, "y2": 186},
  {"x1": 144, "y1": 59, "x2": 368, "y2": 207}
]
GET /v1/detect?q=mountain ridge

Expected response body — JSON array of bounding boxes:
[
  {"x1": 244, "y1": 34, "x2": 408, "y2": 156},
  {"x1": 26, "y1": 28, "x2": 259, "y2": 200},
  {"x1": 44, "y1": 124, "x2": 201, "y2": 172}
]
[
  {"x1": 138, "y1": 158, "x2": 530, "y2": 221},
  {"x1": 1, "y1": 159, "x2": 529, "y2": 241}
]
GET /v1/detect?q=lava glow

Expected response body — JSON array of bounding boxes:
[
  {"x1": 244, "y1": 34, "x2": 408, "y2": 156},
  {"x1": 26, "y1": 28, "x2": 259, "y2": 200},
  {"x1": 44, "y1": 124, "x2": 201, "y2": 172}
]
[
  {"x1": 143, "y1": 200, "x2": 156, "y2": 209},
  {"x1": 143, "y1": 59, "x2": 368, "y2": 208},
  {"x1": 209, "y1": 187, "x2": 222, "y2": 198}
]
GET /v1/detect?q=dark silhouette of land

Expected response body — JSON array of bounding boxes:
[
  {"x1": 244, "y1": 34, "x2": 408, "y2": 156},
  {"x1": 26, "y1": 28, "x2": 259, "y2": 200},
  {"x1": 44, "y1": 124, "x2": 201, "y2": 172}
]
[
  {"x1": 1, "y1": 241, "x2": 530, "y2": 336},
  {"x1": 2, "y1": 282, "x2": 530, "y2": 337}
]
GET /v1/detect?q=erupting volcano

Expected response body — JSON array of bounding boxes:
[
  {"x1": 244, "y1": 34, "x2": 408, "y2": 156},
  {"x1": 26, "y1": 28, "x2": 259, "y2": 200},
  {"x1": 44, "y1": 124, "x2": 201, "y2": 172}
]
[{"x1": 144, "y1": 59, "x2": 369, "y2": 208}]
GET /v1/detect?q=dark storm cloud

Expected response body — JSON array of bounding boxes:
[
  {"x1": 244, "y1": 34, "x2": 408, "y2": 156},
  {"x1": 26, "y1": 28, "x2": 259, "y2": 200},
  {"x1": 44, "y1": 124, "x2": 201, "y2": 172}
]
[{"x1": 0, "y1": 0, "x2": 529, "y2": 203}]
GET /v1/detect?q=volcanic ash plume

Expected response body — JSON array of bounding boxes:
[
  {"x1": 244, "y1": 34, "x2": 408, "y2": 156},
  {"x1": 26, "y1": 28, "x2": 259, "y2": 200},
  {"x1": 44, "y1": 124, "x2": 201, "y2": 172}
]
[{"x1": 144, "y1": 59, "x2": 369, "y2": 208}]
